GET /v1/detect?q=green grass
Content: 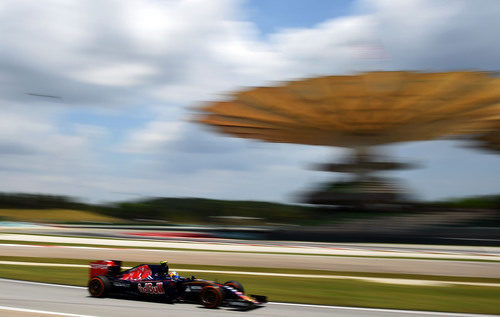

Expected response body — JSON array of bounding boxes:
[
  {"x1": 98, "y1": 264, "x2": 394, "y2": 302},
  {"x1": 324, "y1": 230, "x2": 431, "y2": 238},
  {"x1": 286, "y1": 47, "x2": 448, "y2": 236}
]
[
  {"x1": 209, "y1": 274, "x2": 500, "y2": 314},
  {"x1": 0, "y1": 262, "x2": 498, "y2": 314},
  {"x1": 1, "y1": 256, "x2": 500, "y2": 314},
  {"x1": 1, "y1": 238, "x2": 499, "y2": 263},
  {"x1": 1, "y1": 255, "x2": 500, "y2": 284},
  {"x1": 0, "y1": 265, "x2": 90, "y2": 286},
  {"x1": 0, "y1": 209, "x2": 123, "y2": 223}
]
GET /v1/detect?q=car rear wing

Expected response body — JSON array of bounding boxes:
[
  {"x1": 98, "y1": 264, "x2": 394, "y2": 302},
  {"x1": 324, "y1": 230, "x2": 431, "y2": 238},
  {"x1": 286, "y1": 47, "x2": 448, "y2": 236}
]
[{"x1": 89, "y1": 260, "x2": 122, "y2": 279}]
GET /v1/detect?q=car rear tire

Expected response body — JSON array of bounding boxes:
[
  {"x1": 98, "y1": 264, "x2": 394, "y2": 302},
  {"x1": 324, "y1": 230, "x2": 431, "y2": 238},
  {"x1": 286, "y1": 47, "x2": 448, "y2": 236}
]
[
  {"x1": 224, "y1": 280, "x2": 244, "y2": 293},
  {"x1": 200, "y1": 285, "x2": 223, "y2": 309},
  {"x1": 88, "y1": 276, "x2": 111, "y2": 298}
]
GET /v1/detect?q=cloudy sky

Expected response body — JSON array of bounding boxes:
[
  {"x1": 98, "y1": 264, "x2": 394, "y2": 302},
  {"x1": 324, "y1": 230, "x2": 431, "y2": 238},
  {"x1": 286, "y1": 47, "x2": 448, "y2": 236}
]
[{"x1": 0, "y1": 0, "x2": 499, "y2": 203}]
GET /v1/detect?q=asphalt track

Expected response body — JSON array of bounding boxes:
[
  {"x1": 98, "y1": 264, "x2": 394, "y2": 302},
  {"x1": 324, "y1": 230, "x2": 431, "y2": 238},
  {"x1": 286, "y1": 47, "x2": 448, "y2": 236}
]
[
  {"x1": 5, "y1": 226, "x2": 500, "y2": 254},
  {"x1": 0, "y1": 279, "x2": 494, "y2": 317}
]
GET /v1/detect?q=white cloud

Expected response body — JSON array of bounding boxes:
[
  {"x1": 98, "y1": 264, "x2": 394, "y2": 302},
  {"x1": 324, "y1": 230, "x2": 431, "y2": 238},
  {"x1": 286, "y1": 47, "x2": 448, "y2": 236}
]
[
  {"x1": 0, "y1": 0, "x2": 499, "y2": 202},
  {"x1": 0, "y1": 101, "x2": 104, "y2": 183},
  {"x1": 271, "y1": 15, "x2": 377, "y2": 75},
  {"x1": 71, "y1": 63, "x2": 157, "y2": 86},
  {"x1": 121, "y1": 121, "x2": 184, "y2": 154}
]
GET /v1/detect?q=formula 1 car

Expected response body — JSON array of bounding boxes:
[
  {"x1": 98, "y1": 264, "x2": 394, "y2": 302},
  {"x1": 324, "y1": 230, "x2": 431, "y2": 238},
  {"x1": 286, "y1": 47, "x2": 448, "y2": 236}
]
[{"x1": 88, "y1": 260, "x2": 267, "y2": 310}]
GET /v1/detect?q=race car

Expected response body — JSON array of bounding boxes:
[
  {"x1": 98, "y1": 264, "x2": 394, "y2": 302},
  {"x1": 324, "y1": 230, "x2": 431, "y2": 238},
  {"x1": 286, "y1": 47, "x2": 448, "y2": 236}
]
[{"x1": 87, "y1": 260, "x2": 267, "y2": 310}]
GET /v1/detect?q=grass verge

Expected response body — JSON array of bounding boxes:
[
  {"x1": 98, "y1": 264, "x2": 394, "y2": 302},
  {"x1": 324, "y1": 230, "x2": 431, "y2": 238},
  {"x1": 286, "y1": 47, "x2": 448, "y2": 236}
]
[
  {"x1": 0, "y1": 256, "x2": 499, "y2": 314},
  {"x1": 1, "y1": 255, "x2": 500, "y2": 284},
  {"x1": 0, "y1": 209, "x2": 122, "y2": 223}
]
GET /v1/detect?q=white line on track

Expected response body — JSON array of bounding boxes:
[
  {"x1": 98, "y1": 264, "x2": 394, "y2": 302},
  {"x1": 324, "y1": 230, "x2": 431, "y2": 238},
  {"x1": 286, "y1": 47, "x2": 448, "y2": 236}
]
[
  {"x1": 0, "y1": 261, "x2": 87, "y2": 268},
  {"x1": 0, "y1": 305, "x2": 96, "y2": 317},
  {"x1": 268, "y1": 303, "x2": 498, "y2": 316},
  {"x1": 0, "y1": 279, "x2": 495, "y2": 317}
]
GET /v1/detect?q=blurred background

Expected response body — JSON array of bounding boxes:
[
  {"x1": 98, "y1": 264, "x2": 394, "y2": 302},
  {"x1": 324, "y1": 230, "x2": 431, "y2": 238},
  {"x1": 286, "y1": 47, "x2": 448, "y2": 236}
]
[{"x1": 0, "y1": 0, "x2": 500, "y2": 316}]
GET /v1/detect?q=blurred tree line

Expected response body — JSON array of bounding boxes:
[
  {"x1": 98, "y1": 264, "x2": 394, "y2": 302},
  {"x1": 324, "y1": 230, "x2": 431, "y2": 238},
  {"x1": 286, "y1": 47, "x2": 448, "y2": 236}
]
[
  {"x1": 432, "y1": 195, "x2": 500, "y2": 209},
  {"x1": 0, "y1": 192, "x2": 498, "y2": 225},
  {"x1": 0, "y1": 193, "x2": 88, "y2": 210},
  {"x1": 100, "y1": 198, "x2": 330, "y2": 224},
  {"x1": 0, "y1": 193, "x2": 331, "y2": 225}
]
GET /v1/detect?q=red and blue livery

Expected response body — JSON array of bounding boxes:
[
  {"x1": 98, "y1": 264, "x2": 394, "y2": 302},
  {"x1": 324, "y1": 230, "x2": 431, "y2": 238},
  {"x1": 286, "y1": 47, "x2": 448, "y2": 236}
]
[{"x1": 88, "y1": 260, "x2": 267, "y2": 310}]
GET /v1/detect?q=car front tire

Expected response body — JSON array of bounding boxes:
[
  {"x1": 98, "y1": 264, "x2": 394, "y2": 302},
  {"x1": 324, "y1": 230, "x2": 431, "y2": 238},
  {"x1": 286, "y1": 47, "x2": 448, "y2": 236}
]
[{"x1": 200, "y1": 285, "x2": 223, "y2": 309}]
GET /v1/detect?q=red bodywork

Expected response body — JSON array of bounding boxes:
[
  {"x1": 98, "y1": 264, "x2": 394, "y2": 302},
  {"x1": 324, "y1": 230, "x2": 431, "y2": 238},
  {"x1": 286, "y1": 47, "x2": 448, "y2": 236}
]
[
  {"x1": 121, "y1": 265, "x2": 152, "y2": 281},
  {"x1": 89, "y1": 260, "x2": 121, "y2": 278}
]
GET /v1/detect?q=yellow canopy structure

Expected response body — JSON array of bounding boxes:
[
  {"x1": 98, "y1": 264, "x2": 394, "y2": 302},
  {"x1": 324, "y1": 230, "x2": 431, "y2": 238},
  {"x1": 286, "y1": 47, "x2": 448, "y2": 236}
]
[{"x1": 197, "y1": 71, "x2": 500, "y2": 148}]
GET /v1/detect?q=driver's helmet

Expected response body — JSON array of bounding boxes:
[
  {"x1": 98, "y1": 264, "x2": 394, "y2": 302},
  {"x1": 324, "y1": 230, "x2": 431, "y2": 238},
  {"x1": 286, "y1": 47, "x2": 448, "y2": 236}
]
[
  {"x1": 159, "y1": 260, "x2": 169, "y2": 275},
  {"x1": 168, "y1": 271, "x2": 179, "y2": 280}
]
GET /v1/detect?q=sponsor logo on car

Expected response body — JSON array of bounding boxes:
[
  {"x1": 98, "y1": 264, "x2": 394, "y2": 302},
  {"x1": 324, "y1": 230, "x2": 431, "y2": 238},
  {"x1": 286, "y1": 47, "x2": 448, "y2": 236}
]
[
  {"x1": 122, "y1": 265, "x2": 153, "y2": 281},
  {"x1": 138, "y1": 282, "x2": 165, "y2": 294},
  {"x1": 225, "y1": 286, "x2": 243, "y2": 295}
]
